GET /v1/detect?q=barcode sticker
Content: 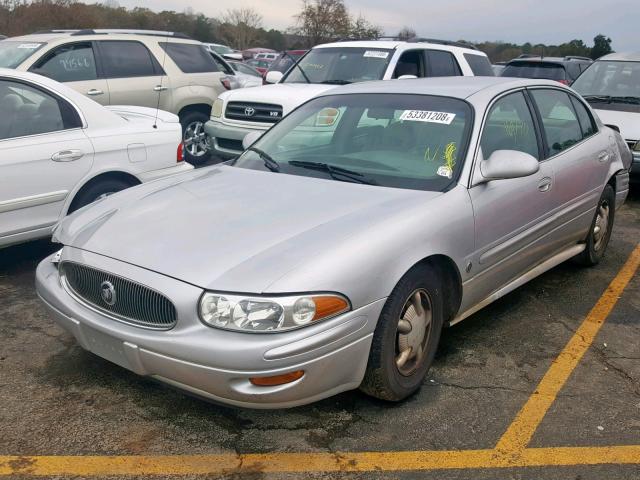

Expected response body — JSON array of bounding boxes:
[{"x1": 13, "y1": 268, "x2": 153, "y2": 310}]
[
  {"x1": 399, "y1": 110, "x2": 456, "y2": 124},
  {"x1": 18, "y1": 43, "x2": 41, "y2": 49},
  {"x1": 363, "y1": 50, "x2": 389, "y2": 59}
]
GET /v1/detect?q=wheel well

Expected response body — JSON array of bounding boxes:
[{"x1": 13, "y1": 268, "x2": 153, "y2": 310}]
[
  {"x1": 607, "y1": 172, "x2": 618, "y2": 190},
  {"x1": 413, "y1": 254, "x2": 463, "y2": 326},
  {"x1": 68, "y1": 171, "x2": 140, "y2": 214},
  {"x1": 178, "y1": 104, "x2": 212, "y2": 121}
]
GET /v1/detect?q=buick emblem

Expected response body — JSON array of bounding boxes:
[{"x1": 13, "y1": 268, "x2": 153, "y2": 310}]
[
  {"x1": 100, "y1": 281, "x2": 116, "y2": 306},
  {"x1": 244, "y1": 106, "x2": 256, "y2": 117}
]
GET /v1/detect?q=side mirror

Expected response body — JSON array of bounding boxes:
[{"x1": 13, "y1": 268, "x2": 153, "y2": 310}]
[
  {"x1": 480, "y1": 150, "x2": 539, "y2": 181},
  {"x1": 265, "y1": 71, "x2": 283, "y2": 84},
  {"x1": 397, "y1": 74, "x2": 418, "y2": 80},
  {"x1": 242, "y1": 131, "x2": 263, "y2": 150}
]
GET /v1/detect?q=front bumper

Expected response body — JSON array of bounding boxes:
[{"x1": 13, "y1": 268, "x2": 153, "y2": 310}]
[
  {"x1": 36, "y1": 248, "x2": 384, "y2": 409},
  {"x1": 203, "y1": 118, "x2": 269, "y2": 158}
]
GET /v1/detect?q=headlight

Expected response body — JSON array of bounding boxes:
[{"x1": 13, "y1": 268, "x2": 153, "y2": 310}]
[
  {"x1": 212, "y1": 99, "x2": 223, "y2": 118},
  {"x1": 198, "y1": 292, "x2": 350, "y2": 333}
]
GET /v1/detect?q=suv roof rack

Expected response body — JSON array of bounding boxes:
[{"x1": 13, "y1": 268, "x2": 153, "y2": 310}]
[
  {"x1": 406, "y1": 38, "x2": 478, "y2": 50},
  {"x1": 31, "y1": 28, "x2": 192, "y2": 39},
  {"x1": 563, "y1": 55, "x2": 593, "y2": 62}
]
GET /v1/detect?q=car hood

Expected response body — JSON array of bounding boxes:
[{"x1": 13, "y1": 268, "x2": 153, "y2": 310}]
[
  {"x1": 593, "y1": 108, "x2": 640, "y2": 141},
  {"x1": 56, "y1": 165, "x2": 435, "y2": 293},
  {"x1": 221, "y1": 83, "x2": 336, "y2": 114}
]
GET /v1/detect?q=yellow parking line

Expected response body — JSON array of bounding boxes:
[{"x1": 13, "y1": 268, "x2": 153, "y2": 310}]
[
  {"x1": 1, "y1": 245, "x2": 638, "y2": 477},
  {"x1": 496, "y1": 243, "x2": 640, "y2": 453},
  {"x1": 1, "y1": 446, "x2": 640, "y2": 475}
]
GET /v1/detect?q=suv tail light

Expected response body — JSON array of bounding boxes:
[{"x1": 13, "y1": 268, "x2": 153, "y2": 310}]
[
  {"x1": 177, "y1": 142, "x2": 184, "y2": 163},
  {"x1": 557, "y1": 79, "x2": 570, "y2": 85},
  {"x1": 221, "y1": 77, "x2": 232, "y2": 90}
]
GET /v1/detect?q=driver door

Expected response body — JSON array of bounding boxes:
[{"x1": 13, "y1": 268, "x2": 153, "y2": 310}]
[{"x1": 466, "y1": 90, "x2": 555, "y2": 307}]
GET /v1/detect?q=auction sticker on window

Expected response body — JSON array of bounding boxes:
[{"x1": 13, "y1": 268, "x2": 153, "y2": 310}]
[
  {"x1": 399, "y1": 110, "x2": 456, "y2": 125},
  {"x1": 363, "y1": 50, "x2": 389, "y2": 59},
  {"x1": 18, "y1": 43, "x2": 41, "y2": 49}
]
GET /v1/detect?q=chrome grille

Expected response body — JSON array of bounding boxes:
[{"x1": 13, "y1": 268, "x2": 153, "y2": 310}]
[
  {"x1": 61, "y1": 262, "x2": 176, "y2": 329},
  {"x1": 225, "y1": 101, "x2": 283, "y2": 123}
]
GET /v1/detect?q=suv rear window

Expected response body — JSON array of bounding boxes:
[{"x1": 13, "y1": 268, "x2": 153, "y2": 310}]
[
  {"x1": 503, "y1": 62, "x2": 567, "y2": 81},
  {"x1": 161, "y1": 43, "x2": 219, "y2": 74},
  {"x1": 99, "y1": 41, "x2": 162, "y2": 78},
  {"x1": 464, "y1": 53, "x2": 494, "y2": 76}
]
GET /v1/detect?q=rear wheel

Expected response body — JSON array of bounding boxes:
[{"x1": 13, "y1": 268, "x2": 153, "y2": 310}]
[
  {"x1": 575, "y1": 184, "x2": 615, "y2": 266},
  {"x1": 180, "y1": 111, "x2": 210, "y2": 166},
  {"x1": 360, "y1": 265, "x2": 444, "y2": 402},
  {"x1": 69, "y1": 178, "x2": 133, "y2": 213}
]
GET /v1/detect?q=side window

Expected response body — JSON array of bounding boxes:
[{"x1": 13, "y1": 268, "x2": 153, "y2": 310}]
[
  {"x1": 99, "y1": 41, "x2": 160, "y2": 78},
  {"x1": 161, "y1": 43, "x2": 220, "y2": 74},
  {"x1": 31, "y1": 42, "x2": 97, "y2": 82},
  {"x1": 480, "y1": 91, "x2": 539, "y2": 159},
  {"x1": 463, "y1": 53, "x2": 494, "y2": 76},
  {"x1": 426, "y1": 50, "x2": 462, "y2": 77},
  {"x1": 0, "y1": 79, "x2": 79, "y2": 140},
  {"x1": 570, "y1": 95, "x2": 597, "y2": 139},
  {"x1": 530, "y1": 89, "x2": 583, "y2": 155},
  {"x1": 393, "y1": 50, "x2": 424, "y2": 78}
]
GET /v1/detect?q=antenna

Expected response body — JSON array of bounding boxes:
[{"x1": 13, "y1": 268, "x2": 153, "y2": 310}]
[{"x1": 153, "y1": 33, "x2": 170, "y2": 129}]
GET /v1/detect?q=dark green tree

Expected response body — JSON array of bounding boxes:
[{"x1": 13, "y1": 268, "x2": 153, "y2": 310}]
[{"x1": 590, "y1": 34, "x2": 613, "y2": 59}]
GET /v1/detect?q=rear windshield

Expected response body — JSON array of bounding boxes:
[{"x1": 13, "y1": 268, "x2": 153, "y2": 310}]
[
  {"x1": 283, "y1": 47, "x2": 392, "y2": 85},
  {"x1": 503, "y1": 62, "x2": 567, "y2": 80},
  {"x1": 0, "y1": 41, "x2": 45, "y2": 68},
  {"x1": 160, "y1": 42, "x2": 219, "y2": 74},
  {"x1": 464, "y1": 53, "x2": 494, "y2": 76}
]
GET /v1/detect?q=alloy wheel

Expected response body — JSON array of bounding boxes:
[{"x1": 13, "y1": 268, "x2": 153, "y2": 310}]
[{"x1": 183, "y1": 121, "x2": 209, "y2": 158}]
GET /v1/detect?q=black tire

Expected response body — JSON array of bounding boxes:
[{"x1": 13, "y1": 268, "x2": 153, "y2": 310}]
[
  {"x1": 69, "y1": 178, "x2": 133, "y2": 213},
  {"x1": 360, "y1": 264, "x2": 445, "y2": 402},
  {"x1": 575, "y1": 184, "x2": 615, "y2": 267},
  {"x1": 180, "y1": 111, "x2": 211, "y2": 166}
]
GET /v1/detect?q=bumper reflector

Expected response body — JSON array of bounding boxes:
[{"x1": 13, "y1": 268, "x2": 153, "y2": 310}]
[{"x1": 250, "y1": 370, "x2": 304, "y2": 387}]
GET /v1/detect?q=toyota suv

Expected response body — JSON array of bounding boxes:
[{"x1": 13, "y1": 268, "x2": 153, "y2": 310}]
[
  {"x1": 572, "y1": 52, "x2": 640, "y2": 181},
  {"x1": 0, "y1": 29, "x2": 227, "y2": 164},
  {"x1": 204, "y1": 39, "x2": 493, "y2": 158}
]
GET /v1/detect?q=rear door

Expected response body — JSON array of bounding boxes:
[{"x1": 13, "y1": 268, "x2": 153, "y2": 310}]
[
  {"x1": 528, "y1": 88, "x2": 611, "y2": 247},
  {"x1": 424, "y1": 49, "x2": 462, "y2": 77},
  {"x1": 467, "y1": 90, "x2": 555, "y2": 304},
  {"x1": 96, "y1": 40, "x2": 171, "y2": 110},
  {"x1": 28, "y1": 41, "x2": 110, "y2": 105},
  {"x1": 0, "y1": 78, "x2": 93, "y2": 245}
]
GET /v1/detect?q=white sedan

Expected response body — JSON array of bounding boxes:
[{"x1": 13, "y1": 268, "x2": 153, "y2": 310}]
[{"x1": 0, "y1": 69, "x2": 192, "y2": 248}]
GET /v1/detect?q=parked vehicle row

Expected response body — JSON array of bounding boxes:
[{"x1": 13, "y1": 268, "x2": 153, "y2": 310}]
[{"x1": 35, "y1": 76, "x2": 631, "y2": 408}]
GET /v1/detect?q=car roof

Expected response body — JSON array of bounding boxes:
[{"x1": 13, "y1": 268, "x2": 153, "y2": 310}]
[
  {"x1": 317, "y1": 76, "x2": 563, "y2": 100},
  {"x1": 314, "y1": 40, "x2": 484, "y2": 55},
  {"x1": 598, "y1": 52, "x2": 640, "y2": 62},
  {"x1": 7, "y1": 30, "x2": 199, "y2": 44}
]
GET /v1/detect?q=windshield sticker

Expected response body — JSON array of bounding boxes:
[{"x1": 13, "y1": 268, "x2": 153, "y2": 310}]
[
  {"x1": 436, "y1": 142, "x2": 457, "y2": 179},
  {"x1": 18, "y1": 43, "x2": 41, "y2": 49},
  {"x1": 400, "y1": 110, "x2": 456, "y2": 124},
  {"x1": 363, "y1": 50, "x2": 389, "y2": 59}
]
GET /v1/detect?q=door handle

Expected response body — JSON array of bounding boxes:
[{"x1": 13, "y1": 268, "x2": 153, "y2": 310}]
[
  {"x1": 51, "y1": 150, "x2": 84, "y2": 162},
  {"x1": 153, "y1": 85, "x2": 168, "y2": 92},
  {"x1": 598, "y1": 151, "x2": 610, "y2": 163},
  {"x1": 538, "y1": 177, "x2": 553, "y2": 192},
  {"x1": 87, "y1": 89, "x2": 104, "y2": 96}
]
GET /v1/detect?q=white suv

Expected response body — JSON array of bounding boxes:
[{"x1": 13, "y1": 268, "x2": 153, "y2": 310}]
[
  {"x1": 0, "y1": 29, "x2": 227, "y2": 164},
  {"x1": 205, "y1": 39, "x2": 493, "y2": 158}
]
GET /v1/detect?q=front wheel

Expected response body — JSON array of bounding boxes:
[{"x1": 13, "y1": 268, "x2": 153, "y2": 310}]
[
  {"x1": 360, "y1": 265, "x2": 444, "y2": 402},
  {"x1": 575, "y1": 184, "x2": 615, "y2": 266}
]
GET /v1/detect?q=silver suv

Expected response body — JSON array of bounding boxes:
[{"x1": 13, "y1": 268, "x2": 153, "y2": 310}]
[{"x1": 0, "y1": 29, "x2": 227, "y2": 163}]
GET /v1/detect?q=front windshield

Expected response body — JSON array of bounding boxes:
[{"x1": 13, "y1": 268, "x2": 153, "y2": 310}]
[
  {"x1": 0, "y1": 41, "x2": 45, "y2": 68},
  {"x1": 283, "y1": 47, "x2": 392, "y2": 84},
  {"x1": 233, "y1": 93, "x2": 472, "y2": 192},
  {"x1": 572, "y1": 61, "x2": 640, "y2": 99}
]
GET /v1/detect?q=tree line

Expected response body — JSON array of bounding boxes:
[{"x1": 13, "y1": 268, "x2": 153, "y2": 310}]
[{"x1": 0, "y1": 0, "x2": 613, "y2": 60}]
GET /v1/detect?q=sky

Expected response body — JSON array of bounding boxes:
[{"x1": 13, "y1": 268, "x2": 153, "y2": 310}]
[{"x1": 86, "y1": 0, "x2": 635, "y2": 51}]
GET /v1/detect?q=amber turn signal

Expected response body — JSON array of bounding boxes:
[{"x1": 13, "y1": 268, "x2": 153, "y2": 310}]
[
  {"x1": 250, "y1": 370, "x2": 305, "y2": 387},
  {"x1": 312, "y1": 295, "x2": 349, "y2": 321}
]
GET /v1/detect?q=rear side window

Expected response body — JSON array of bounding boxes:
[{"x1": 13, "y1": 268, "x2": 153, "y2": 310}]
[
  {"x1": 503, "y1": 62, "x2": 567, "y2": 81},
  {"x1": 569, "y1": 95, "x2": 597, "y2": 139},
  {"x1": 530, "y1": 89, "x2": 583, "y2": 155},
  {"x1": 161, "y1": 43, "x2": 219, "y2": 73},
  {"x1": 426, "y1": 50, "x2": 462, "y2": 77},
  {"x1": 480, "y1": 91, "x2": 539, "y2": 159},
  {"x1": 99, "y1": 41, "x2": 161, "y2": 78},
  {"x1": 32, "y1": 42, "x2": 97, "y2": 82},
  {"x1": 464, "y1": 53, "x2": 494, "y2": 76}
]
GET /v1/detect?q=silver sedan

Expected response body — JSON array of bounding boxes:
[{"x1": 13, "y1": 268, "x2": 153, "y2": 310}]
[{"x1": 36, "y1": 77, "x2": 632, "y2": 408}]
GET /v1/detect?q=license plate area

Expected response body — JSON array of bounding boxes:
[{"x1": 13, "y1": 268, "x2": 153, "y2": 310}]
[{"x1": 81, "y1": 325, "x2": 132, "y2": 371}]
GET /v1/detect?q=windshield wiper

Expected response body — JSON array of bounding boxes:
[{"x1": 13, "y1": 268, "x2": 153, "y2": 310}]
[
  {"x1": 320, "y1": 80, "x2": 352, "y2": 85},
  {"x1": 283, "y1": 51, "x2": 311, "y2": 84},
  {"x1": 247, "y1": 146, "x2": 279, "y2": 172},
  {"x1": 288, "y1": 160, "x2": 377, "y2": 185}
]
